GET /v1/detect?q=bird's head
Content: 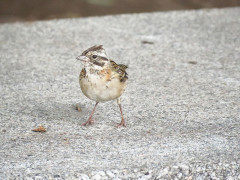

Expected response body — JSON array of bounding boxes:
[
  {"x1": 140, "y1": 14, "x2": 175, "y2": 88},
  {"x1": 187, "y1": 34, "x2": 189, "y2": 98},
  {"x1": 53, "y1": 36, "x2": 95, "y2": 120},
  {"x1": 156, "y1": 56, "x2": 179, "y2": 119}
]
[{"x1": 77, "y1": 45, "x2": 109, "y2": 68}]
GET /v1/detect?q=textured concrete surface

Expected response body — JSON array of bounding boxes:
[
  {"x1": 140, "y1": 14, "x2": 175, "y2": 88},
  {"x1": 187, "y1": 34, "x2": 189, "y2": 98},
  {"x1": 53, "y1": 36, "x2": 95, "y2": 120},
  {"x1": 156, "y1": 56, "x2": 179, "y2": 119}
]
[{"x1": 0, "y1": 7, "x2": 240, "y2": 179}]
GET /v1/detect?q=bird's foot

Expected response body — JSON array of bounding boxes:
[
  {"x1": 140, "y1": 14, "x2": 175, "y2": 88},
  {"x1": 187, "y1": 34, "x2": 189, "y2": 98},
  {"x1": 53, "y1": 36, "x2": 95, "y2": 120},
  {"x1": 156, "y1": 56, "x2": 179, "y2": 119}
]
[
  {"x1": 82, "y1": 118, "x2": 94, "y2": 126},
  {"x1": 116, "y1": 119, "x2": 126, "y2": 128}
]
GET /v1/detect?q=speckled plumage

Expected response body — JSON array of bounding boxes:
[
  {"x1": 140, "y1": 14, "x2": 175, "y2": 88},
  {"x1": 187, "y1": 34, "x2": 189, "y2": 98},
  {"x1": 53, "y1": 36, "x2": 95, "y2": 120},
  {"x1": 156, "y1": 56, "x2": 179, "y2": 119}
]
[{"x1": 77, "y1": 45, "x2": 128, "y2": 127}]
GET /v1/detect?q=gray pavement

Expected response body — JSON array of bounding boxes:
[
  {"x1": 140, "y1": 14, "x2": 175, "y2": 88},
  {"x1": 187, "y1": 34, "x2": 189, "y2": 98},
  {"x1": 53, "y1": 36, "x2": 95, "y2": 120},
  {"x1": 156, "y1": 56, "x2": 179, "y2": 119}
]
[{"x1": 0, "y1": 7, "x2": 240, "y2": 179}]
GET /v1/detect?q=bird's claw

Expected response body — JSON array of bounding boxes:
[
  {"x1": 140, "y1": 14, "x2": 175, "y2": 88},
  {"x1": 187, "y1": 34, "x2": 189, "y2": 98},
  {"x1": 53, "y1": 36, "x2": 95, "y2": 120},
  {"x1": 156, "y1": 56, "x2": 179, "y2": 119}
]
[
  {"x1": 82, "y1": 119, "x2": 94, "y2": 126},
  {"x1": 116, "y1": 121, "x2": 126, "y2": 128}
]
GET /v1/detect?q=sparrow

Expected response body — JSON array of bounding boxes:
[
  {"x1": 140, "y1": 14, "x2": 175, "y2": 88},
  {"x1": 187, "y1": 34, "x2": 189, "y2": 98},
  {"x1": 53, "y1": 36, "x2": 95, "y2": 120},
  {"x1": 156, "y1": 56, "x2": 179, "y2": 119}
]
[{"x1": 76, "y1": 45, "x2": 128, "y2": 127}]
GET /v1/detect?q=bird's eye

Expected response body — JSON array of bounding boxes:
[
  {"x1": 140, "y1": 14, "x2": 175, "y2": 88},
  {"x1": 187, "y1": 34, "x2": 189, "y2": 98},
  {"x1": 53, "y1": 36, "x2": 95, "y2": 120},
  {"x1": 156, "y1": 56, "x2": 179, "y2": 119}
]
[{"x1": 92, "y1": 55, "x2": 97, "y2": 59}]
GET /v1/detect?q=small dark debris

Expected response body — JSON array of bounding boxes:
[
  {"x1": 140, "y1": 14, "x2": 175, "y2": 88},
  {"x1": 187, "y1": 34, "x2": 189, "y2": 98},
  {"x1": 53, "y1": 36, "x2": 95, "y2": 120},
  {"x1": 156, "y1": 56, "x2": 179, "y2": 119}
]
[
  {"x1": 188, "y1": 61, "x2": 197, "y2": 64},
  {"x1": 32, "y1": 125, "x2": 46, "y2": 132},
  {"x1": 63, "y1": 138, "x2": 69, "y2": 144},
  {"x1": 141, "y1": 40, "x2": 154, "y2": 44},
  {"x1": 76, "y1": 104, "x2": 82, "y2": 112}
]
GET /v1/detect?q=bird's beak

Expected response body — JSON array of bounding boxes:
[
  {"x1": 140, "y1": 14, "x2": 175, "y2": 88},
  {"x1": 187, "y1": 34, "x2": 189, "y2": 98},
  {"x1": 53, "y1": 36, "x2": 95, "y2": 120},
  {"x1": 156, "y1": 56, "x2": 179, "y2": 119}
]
[{"x1": 76, "y1": 55, "x2": 89, "y2": 62}]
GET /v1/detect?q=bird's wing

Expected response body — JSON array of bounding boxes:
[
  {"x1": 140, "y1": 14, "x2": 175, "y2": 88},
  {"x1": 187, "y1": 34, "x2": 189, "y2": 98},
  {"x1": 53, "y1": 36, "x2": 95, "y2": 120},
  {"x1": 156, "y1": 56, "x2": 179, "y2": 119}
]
[{"x1": 110, "y1": 60, "x2": 128, "y2": 82}]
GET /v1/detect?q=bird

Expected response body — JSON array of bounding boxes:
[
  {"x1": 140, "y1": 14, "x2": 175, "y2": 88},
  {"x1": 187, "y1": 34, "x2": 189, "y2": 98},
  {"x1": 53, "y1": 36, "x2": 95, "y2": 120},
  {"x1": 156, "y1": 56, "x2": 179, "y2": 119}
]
[{"x1": 76, "y1": 45, "x2": 128, "y2": 127}]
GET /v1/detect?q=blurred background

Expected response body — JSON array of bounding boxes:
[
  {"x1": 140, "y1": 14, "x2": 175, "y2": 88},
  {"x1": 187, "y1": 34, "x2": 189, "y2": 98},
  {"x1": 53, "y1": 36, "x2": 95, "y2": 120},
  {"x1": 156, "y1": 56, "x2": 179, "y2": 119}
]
[{"x1": 0, "y1": 0, "x2": 240, "y2": 23}]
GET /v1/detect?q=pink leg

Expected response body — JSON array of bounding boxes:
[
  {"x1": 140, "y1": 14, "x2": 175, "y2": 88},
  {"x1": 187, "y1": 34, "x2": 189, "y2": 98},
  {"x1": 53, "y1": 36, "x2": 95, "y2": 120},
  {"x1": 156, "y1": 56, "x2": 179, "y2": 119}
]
[
  {"x1": 117, "y1": 102, "x2": 126, "y2": 127},
  {"x1": 82, "y1": 102, "x2": 99, "y2": 126}
]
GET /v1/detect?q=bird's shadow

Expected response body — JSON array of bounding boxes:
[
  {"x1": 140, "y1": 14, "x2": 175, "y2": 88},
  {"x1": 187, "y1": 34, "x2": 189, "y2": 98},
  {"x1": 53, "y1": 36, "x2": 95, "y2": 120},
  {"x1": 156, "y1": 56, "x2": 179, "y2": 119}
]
[{"x1": 27, "y1": 100, "x2": 92, "y2": 125}]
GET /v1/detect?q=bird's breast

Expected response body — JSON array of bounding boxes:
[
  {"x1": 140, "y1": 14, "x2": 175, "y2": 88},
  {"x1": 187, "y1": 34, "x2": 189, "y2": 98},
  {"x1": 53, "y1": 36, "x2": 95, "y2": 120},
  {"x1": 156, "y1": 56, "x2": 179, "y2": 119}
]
[{"x1": 79, "y1": 68, "x2": 126, "y2": 102}]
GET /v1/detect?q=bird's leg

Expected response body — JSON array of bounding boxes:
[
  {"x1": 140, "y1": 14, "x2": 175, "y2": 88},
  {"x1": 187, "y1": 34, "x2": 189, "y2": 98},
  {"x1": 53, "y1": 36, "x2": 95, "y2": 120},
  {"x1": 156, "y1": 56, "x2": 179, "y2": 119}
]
[
  {"x1": 116, "y1": 98, "x2": 126, "y2": 127},
  {"x1": 82, "y1": 102, "x2": 99, "y2": 126}
]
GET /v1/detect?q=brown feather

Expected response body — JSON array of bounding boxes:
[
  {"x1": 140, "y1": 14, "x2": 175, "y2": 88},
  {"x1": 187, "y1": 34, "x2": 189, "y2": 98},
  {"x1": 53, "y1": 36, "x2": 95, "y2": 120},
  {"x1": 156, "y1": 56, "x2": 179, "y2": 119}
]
[
  {"x1": 80, "y1": 68, "x2": 86, "y2": 80},
  {"x1": 110, "y1": 60, "x2": 128, "y2": 82},
  {"x1": 82, "y1": 45, "x2": 103, "y2": 56}
]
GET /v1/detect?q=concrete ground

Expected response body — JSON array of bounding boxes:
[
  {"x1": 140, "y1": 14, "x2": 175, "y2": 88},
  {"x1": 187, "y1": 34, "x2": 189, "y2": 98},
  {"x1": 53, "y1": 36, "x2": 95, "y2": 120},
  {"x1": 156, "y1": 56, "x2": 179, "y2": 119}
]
[{"x1": 0, "y1": 7, "x2": 240, "y2": 179}]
